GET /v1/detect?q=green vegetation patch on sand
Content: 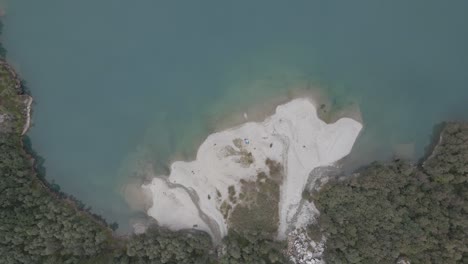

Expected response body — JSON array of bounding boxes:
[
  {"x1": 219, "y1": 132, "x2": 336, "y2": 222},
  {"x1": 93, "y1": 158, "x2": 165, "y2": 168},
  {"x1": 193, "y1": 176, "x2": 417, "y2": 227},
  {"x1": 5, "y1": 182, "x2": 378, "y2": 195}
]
[{"x1": 229, "y1": 159, "x2": 284, "y2": 238}]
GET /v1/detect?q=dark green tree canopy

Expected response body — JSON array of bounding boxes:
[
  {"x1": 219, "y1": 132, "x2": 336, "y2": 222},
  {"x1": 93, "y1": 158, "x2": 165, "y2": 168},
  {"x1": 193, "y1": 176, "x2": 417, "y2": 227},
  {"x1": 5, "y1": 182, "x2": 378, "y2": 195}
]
[{"x1": 314, "y1": 123, "x2": 468, "y2": 264}]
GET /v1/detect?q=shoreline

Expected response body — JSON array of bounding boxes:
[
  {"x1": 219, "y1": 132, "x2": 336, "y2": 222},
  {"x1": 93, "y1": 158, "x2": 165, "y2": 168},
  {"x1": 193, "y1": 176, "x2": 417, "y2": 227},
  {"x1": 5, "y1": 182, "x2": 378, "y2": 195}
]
[
  {"x1": 207, "y1": 85, "x2": 363, "y2": 135},
  {"x1": 0, "y1": 59, "x2": 34, "y2": 136},
  {"x1": 0, "y1": 59, "x2": 23, "y2": 92},
  {"x1": 21, "y1": 136, "x2": 116, "y2": 232},
  {"x1": 165, "y1": 85, "x2": 363, "y2": 169},
  {"x1": 0, "y1": 59, "x2": 118, "y2": 235}
]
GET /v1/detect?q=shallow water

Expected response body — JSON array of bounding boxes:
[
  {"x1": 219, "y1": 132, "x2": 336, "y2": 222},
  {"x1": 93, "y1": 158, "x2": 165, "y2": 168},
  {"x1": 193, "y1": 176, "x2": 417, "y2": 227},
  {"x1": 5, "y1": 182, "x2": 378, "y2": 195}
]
[{"x1": 3, "y1": 0, "x2": 468, "y2": 230}]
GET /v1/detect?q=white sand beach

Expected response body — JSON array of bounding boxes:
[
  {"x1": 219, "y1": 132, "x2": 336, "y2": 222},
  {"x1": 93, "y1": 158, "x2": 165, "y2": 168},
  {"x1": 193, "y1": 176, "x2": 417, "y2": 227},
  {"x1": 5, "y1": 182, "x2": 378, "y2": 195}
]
[{"x1": 143, "y1": 98, "x2": 362, "y2": 241}]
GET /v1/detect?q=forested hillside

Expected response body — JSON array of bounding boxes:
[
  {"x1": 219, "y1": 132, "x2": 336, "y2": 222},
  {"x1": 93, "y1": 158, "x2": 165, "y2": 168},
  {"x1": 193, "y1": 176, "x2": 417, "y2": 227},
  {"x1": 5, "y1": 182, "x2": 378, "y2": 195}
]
[
  {"x1": 314, "y1": 123, "x2": 468, "y2": 264},
  {"x1": 0, "y1": 134, "x2": 114, "y2": 263}
]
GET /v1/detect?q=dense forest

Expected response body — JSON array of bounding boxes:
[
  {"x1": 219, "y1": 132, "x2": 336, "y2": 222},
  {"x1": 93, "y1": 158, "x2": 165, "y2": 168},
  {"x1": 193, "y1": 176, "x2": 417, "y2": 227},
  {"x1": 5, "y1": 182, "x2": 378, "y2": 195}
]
[{"x1": 314, "y1": 123, "x2": 468, "y2": 264}]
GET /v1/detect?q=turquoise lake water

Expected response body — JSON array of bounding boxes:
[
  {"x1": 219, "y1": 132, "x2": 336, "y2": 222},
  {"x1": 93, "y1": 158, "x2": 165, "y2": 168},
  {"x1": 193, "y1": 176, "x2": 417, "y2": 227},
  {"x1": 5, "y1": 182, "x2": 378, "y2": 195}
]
[{"x1": 3, "y1": 1, "x2": 468, "y2": 230}]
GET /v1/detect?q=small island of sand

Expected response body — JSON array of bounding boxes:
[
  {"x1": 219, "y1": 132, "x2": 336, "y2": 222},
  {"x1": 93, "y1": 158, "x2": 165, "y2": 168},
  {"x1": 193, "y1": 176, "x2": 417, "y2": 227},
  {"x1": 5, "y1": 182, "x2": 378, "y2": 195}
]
[{"x1": 143, "y1": 98, "x2": 362, "y2": 242}]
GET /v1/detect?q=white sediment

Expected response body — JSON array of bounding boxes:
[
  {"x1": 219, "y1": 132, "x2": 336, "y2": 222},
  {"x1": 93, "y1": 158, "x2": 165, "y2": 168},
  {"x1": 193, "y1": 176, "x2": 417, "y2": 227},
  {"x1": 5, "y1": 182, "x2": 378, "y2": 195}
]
[
  {"x1": 143, "y1": 98, "x2": 362, "y2": 241},
  {"x1": 145, "y1": 178, "x2": 211, "y2": 232},
  {"x1": 21, "y1": 95, "x2": 33, "y2": 135}
]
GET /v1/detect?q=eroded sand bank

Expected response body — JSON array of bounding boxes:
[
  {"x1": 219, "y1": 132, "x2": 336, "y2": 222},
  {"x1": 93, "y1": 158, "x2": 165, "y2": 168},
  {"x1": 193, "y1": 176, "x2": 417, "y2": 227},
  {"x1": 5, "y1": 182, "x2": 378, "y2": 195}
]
[{"x1": 142, "y1": 98, "x2": 362, "y2": 241}]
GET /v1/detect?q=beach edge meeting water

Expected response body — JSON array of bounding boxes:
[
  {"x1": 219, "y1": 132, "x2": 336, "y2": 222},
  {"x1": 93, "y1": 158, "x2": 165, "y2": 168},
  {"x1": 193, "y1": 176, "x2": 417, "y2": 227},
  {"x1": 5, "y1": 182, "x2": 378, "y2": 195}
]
[{"x1": 142, "y1": 98, "x2": 362, "y2": 243}]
